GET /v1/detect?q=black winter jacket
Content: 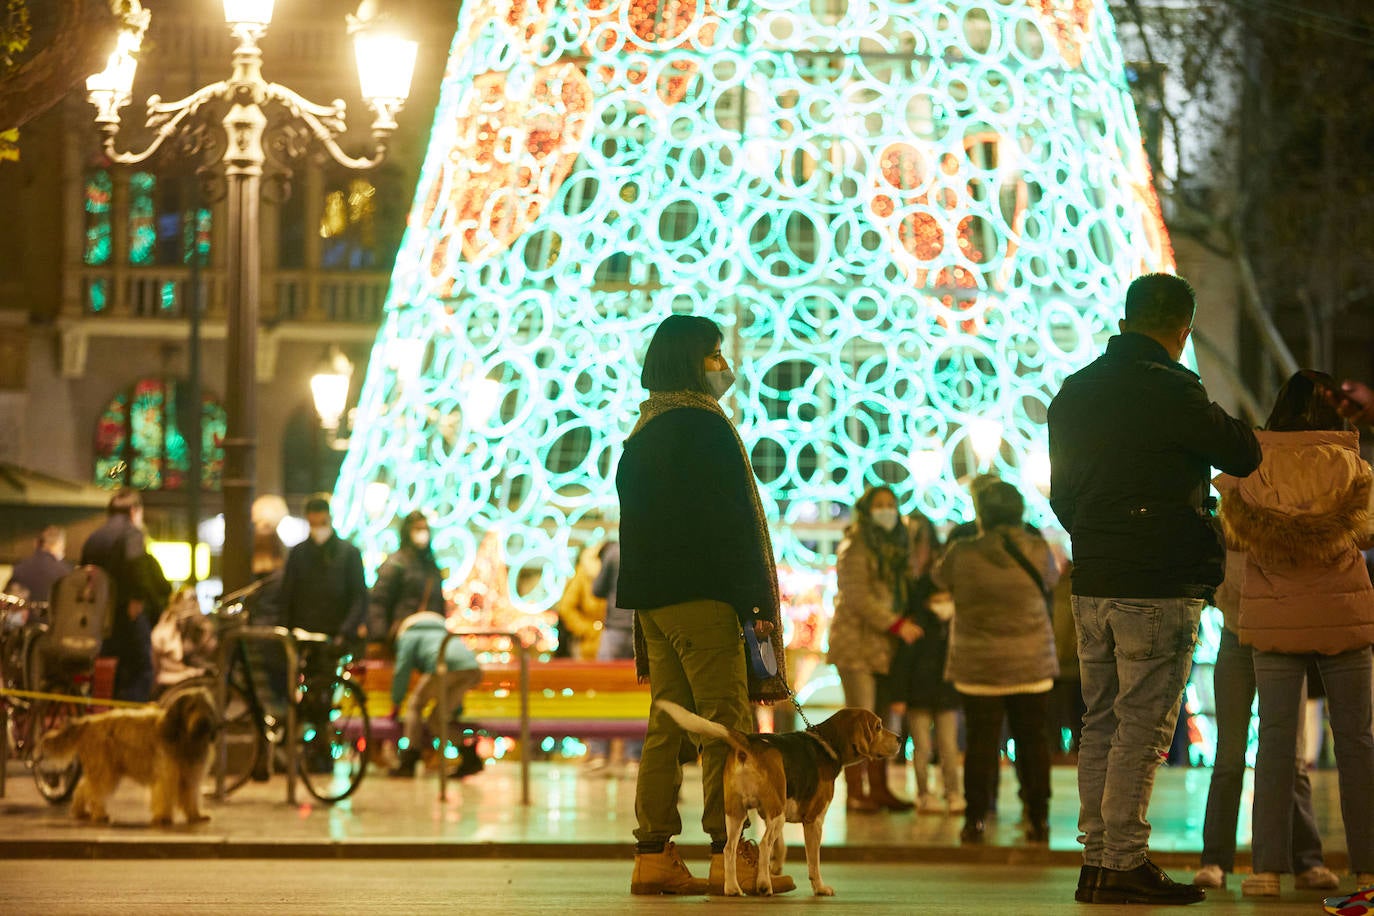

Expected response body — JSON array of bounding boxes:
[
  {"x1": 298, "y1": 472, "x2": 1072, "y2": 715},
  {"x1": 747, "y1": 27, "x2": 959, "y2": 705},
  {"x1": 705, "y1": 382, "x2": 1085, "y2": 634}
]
[
  {"x1": 367, "y1": 546, "x2": 445, "y2": 640},
  {"x1": 278, "y1": 533, "x2": 367, "y2": 638},
  {"x1": 616, "y1": 407, "x2": 772, "y2": 629},
  {"x1": 1048, "y1": 333, "x2": 1261, "y2": 598}
]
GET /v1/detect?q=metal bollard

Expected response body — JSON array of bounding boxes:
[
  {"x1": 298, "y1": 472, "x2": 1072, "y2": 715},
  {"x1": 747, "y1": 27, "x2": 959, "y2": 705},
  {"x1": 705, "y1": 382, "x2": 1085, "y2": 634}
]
[{"x1": 436, "y1": 629, "x2": 529, "y2": 805}]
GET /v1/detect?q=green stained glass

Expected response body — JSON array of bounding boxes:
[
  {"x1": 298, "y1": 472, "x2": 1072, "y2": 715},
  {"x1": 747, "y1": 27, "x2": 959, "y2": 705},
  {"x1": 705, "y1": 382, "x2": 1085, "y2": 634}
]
[
  {"x1": 86, "y1": 278, "x2": 109, "y2": 313},
  {"x1": 84, "y1": 170, "x2": 112, "y2": 266},
  {"x1": 129, "y1": 172, "x2": 156, "y2": 266}
]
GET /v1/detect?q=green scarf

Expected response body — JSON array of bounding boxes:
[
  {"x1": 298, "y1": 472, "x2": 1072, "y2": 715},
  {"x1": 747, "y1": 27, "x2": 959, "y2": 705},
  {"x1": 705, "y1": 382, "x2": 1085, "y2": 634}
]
[{"x1": 627, "y1": 390, "x2": 789, "y2": 703}]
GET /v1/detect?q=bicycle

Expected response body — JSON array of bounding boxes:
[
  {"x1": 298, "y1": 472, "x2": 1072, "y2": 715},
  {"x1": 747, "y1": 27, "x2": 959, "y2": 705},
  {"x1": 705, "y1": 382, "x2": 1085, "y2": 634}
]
[
  {"x1": 0, "y1": 590, "x2": 88, "y2": 804},
  {"x1": 157, "y1": 583, "x2": 371, "y2": 803}
]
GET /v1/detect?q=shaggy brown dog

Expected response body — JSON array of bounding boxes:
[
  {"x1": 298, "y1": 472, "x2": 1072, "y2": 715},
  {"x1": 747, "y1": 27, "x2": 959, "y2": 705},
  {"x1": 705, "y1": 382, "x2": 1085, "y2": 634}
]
[
  {"x1": 42, "y1": 687, "x2": 218, "y2": 825},
  {"x1": 657, "y1": 699, "x2": 900, "y2": 896}
]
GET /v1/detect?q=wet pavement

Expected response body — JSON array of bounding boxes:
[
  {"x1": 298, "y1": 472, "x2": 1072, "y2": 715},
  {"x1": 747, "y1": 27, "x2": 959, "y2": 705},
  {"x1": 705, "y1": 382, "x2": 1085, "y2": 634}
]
[{"x1": 0, "y1": 756, "x2": 1354, "y2": 872}]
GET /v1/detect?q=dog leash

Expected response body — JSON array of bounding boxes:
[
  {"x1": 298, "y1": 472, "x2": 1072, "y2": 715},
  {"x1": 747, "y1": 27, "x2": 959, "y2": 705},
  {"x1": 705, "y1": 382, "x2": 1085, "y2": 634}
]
[
  {"x1": 0, "y1": 686, "x2": 155, "y2": 710},
  {"x1": 774, "y1": 675, "x2": 842, "y2": 762}
]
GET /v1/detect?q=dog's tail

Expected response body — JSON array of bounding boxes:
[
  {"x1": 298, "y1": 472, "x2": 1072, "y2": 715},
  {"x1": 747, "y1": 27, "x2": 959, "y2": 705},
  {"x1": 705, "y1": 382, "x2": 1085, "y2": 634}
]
[
  {"x1": 38, "y1": 718, "x2": 85, "y2": 763},
  {"x1": 655, "y1": 700, "x2": 752, "y2": 756}
]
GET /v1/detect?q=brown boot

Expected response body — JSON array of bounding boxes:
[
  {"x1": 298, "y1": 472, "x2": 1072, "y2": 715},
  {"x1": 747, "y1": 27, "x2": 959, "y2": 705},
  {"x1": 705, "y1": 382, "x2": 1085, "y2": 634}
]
[
  {"x1": 630, "y1": 842, "x2": 709, "y2": 895},
  {"x1": 844, "y1": 764, "x2": 880, "y2": 812},
  {"x1": 867, "y1": 759, "x2": 914, "y2": 812},
  {"x1": 708, "y1": 839, "x2": 797, "y2": 895}
]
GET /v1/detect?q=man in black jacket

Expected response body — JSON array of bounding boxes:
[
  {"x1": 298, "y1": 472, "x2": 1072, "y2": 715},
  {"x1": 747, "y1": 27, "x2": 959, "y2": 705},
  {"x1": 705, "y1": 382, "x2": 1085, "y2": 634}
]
[
  {"x1": 1048, "y1": 273, "x2": 1261, "y2": 906},
  {"x1": 278, "y1": 494, "x2": 367, "y2": 641}
]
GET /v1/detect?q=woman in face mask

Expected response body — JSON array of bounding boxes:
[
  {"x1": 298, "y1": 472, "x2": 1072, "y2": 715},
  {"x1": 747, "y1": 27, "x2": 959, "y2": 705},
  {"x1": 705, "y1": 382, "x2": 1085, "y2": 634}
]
[
  {"x1": 827, "y1": 485, "x2": 924, "y2": 812},
  {"x1": 367, "y1": 510, "x2": 447, "y2": 648},
  {"x1": 616, "y1": 314, "x2": 794, "y2": 896}
]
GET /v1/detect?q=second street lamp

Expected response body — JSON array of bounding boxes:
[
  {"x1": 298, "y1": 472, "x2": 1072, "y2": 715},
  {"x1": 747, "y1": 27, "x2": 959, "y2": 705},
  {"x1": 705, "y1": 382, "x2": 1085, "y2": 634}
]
[{"x1": 88, "y1": 2, "x2": 418, "y2": 592}]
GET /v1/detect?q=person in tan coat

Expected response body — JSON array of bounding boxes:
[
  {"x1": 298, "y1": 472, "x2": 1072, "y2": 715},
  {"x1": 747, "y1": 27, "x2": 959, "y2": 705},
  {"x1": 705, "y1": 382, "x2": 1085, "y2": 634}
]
[
  {"x1": 558, "y1": 546, "x2": 607, "y2": 661},
  {"x1": 827, "y1": 485, "x2": 922, "y2": 811},
  {"x1": 1216, "y1": 369, "x2": 1374, "y2": 897}
]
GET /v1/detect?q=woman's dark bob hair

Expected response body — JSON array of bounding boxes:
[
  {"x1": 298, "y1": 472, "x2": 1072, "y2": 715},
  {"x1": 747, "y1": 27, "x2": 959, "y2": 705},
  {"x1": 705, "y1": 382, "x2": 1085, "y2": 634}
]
[
  {"x1": 1265, "y1": 369, "x2": 1350, "y2": 433},
  {"x1": 640, "y1": 314, "x2": 722, "y2": 394}
]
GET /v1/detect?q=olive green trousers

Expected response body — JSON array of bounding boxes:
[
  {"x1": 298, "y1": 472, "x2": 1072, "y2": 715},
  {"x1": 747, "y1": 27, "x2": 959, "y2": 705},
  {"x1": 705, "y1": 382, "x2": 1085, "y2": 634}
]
[{"x1": 633, "y1": 598, "x2": 752, "y2": 849}]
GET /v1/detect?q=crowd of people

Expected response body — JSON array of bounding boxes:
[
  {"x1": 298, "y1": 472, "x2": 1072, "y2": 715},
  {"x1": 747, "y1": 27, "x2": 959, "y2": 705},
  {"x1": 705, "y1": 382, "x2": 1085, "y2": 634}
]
[{"x1": 9, "y1": 272, "x2": 1374, "y2": 907}]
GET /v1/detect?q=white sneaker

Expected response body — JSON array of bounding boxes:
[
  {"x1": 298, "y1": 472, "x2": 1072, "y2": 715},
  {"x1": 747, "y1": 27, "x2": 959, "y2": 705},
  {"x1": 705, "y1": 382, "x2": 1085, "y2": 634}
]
[
  {"x1": 917, "y1": 794, "x2": 944, "y2": 814},
  {"x1": 1294, "y1": 866, "x2": 1339, "y2": 890},
  {"x1": 1193, "y1": 865, "x2": 1225, "y2": 888},
  {"x1": 1241, "y1": 872, "x2": 1281, "y2": 897},
  {"x1": 945, "y1": 795, "x2": 967, "y2": 815}
]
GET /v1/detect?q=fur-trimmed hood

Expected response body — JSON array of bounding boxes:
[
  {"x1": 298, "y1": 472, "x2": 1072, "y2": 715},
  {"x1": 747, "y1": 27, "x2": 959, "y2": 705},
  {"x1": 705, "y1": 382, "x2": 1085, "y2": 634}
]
[{"x1": 1217, "y1": 429, "x2": 1371, "y2": 568}]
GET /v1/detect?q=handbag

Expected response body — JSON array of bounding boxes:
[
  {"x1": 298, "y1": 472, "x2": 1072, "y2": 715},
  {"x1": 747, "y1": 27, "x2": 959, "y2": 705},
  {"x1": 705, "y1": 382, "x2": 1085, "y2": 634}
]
[
  {"x1": 999, "y1": 532, "x2": 1052, "y2": 613},
  {"x1": 742, "y1": 624, "x2": 778, "y2": 679}
]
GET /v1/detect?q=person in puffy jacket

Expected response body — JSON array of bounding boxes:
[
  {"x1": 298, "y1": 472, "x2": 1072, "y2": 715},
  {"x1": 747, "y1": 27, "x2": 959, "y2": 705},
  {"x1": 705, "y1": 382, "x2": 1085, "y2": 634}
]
[
  {"x1": 368, "y1": 511, "x2": 447, "y2": 645},
  {"x1": 936, "y1": 480, "x2": 1059, "y2": 846},
  {"x1": 827, "y1": 484, "x2": 922, "y2": 812},
  {"x1": 387, "y1": 610, "x2": 483, "y2": 779},
  {"x1": 1216, "y1": 369, "x2": 1374, "y2": 897}
]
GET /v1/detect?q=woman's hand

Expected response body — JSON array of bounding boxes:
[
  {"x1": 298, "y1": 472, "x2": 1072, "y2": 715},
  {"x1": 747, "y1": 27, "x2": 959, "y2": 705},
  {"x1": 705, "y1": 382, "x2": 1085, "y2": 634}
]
[
  {"x1": 753, "y1": 618, "x2": 774, "y2": 640},
  {"x1": 896, "y1": 618, "x2": 923, "y2": 644}
]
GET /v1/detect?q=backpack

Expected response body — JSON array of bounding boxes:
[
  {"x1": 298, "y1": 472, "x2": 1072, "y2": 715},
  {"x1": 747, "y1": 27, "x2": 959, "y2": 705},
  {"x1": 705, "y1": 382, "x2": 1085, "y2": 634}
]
[{"x1": 42, "y1": 566, "x2": 113, "y2": 668}]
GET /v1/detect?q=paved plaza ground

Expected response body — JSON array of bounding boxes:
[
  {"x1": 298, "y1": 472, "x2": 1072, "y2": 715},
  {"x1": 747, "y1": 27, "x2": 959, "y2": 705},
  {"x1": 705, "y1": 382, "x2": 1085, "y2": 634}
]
[{"x1": 0, "y1": 757, "x2": 1360, "y2": 913}]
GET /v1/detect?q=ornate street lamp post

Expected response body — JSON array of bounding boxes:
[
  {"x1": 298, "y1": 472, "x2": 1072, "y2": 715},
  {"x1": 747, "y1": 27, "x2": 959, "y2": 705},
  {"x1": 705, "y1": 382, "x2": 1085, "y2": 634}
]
[{"x1": 87, "y1": 0, "x2": 417, "y2": 592}]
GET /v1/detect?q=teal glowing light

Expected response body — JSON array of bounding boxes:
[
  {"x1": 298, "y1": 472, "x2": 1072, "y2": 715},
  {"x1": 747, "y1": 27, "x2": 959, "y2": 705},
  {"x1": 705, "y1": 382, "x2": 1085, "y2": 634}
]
[{"x1": 333, "y1": 0, "x2": 1171, "y2": 611}]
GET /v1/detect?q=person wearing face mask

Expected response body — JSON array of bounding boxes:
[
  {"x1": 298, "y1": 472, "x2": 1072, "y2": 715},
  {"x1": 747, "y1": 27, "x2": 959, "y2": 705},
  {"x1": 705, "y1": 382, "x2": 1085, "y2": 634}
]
[
  {"x1": 616, "y1": 314, "x2": 793, "y2": 896},
  {"x1": 278, "y1": 493, "x2": 367, "y2": 645},
  {"x1": 368, "y1": 510, "x2": 448, "y2": 648},
  {"x1": 827, "y1": 485, "x2": 923, "y2": 813}
]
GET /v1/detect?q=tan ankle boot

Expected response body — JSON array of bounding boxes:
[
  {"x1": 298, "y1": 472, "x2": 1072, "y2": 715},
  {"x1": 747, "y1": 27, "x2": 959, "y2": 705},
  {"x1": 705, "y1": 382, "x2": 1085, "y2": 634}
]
[
  {"x1": 708, "y1": 839, "x2": 797, "y2": 895},
  {"x1": 630, "y1": 842, "x2": 708, "y2": 895},
  {"x1": 844, "y1": 764, "x2": 879, "y2": 812}
]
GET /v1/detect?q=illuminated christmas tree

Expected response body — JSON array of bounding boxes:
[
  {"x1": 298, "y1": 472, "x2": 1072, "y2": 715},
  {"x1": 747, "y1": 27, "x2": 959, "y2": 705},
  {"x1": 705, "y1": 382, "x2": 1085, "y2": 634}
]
[{"x1": 332, "y1": 0, "x2": 1172, "y2": 610}]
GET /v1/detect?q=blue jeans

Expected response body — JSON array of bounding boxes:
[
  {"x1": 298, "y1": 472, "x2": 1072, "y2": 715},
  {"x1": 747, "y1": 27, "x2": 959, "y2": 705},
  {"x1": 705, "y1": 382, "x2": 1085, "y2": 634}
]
[
  {"x1": 587, "y1": 626, "x2": 642, "y2": 762},
  {"x1": 1074, "y1": 595, "x2": 1203, "y2": 870},
  {"x1": 1252, "y1": 648, "x2": 1374, "y2": 874},
  {"x1": 1201, "y1": 628, "x2": 1324, "y2": 872}
]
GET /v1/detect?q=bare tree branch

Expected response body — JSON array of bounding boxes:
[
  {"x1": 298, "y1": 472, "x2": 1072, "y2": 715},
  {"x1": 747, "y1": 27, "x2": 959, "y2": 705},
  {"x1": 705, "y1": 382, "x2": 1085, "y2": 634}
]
[{"x1": 0, "y1": 0, "x2": 129, "y2": 132}]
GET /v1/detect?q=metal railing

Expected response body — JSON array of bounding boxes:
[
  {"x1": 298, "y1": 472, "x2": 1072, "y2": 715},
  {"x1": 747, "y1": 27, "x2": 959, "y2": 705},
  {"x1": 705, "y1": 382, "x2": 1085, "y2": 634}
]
[{"x1": 436, "y1": 629, "x2": 531, "y2": 805}]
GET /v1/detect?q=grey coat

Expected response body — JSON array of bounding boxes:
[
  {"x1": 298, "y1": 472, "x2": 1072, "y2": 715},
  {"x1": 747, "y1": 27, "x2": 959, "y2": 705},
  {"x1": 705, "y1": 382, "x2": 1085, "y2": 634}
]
[
  {"x1": 826, "y1": 536, "x2": 901, "y2": 675},
  {"x1": 935, "y1": 526, "x2": 1060, "y2": 689}
]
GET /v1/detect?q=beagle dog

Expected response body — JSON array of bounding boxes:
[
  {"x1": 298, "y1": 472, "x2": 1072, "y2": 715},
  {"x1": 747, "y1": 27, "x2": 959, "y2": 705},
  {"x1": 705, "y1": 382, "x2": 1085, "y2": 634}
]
[{"x1": 657, "y1": 700, "x2": 900, "y2": 896}]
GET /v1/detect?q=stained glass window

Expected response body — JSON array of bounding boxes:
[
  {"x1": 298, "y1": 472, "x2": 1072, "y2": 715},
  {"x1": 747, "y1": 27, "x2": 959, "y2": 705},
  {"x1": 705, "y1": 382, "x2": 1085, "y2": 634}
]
[
  {"x1": 83, "y1": 170, "x2": 112, "y2": 267},
  {"x1": 319, "y1": 177, "x2": 379, "y2": 270},
  {"x1": 95, "y1": 378, "x2": 227, "y2": 491},
  {"x1": 129, "y1": 172, "x2": 157, "y2": 266},
  {"x1": 127, "y1": 172, "x2": 212, "y2": 267}
]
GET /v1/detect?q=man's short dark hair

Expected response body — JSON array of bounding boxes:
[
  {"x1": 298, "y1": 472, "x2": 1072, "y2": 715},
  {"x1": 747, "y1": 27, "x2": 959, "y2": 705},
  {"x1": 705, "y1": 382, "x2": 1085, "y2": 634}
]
[
  {"x1": 304, "y1": 493, "x2": 332, "y2": 515},
  {"x1": 107, "y1": 488, "x2": 142, "y2": 516},
  {"x1": 640, "y1": 314, "x2": 723, "y2": 394},
  {"x1": 974, "y1": 481, "x2": 1025, "y2": 529},
  {"x1": 1123, "y1": 273, "x2": 1196, "y2": 335}
]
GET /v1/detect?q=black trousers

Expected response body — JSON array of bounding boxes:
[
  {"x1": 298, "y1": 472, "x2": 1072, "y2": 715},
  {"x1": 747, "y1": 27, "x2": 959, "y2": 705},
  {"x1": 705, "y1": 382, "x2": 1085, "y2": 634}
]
[{"x1": 959, "y1": 690, "x2": 1052, "y2": 824}]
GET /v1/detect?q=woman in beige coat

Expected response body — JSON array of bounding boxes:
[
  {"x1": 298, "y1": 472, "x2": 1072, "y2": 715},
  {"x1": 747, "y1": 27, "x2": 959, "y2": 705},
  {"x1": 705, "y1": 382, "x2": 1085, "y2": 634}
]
[
  {"x1": 827, "y1": 485, "x2": 922, "y2": 811},
  {"x1": 558, "y1": 546, "x2": 607, "y2": 660},
  {"x1": 1216, "y1": 370, "x2": 1374, "y2": 896}
]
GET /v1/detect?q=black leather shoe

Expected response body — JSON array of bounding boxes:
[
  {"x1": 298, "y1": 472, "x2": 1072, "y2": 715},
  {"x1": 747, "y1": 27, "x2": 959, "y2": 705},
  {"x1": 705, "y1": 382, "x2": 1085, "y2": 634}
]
[
  {"x1": 1025, "y1": 821, "x2": 1049, "y2": 844},
  {"x1": 1075, "y1": 865, "x2": 1100, "y2": 903},
  {"x1": 959, "y1": 821, "x2": 985, "y2": 844},
  {"x1": 1094, "y1": 859, "x2": 1206, "y2": 905}
]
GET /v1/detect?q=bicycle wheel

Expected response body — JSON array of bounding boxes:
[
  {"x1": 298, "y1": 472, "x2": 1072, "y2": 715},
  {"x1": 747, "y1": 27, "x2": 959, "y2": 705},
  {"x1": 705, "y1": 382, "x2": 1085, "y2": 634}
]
[
  {"x1": 30, "y1": 698, "x2": 82, "y2": 803},
  {"x1": 296, "y1": 675, "x2": 369, "y2": 803},
  {"x1": 161, "y1": 678, "x2": 262, "y2": 796}
]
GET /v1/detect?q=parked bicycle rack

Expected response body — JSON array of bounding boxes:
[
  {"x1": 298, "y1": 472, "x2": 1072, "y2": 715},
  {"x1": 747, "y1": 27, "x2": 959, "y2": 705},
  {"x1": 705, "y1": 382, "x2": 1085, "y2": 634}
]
[{"x1": 436, "y1": 629, "x2": 531, "y2": 805}]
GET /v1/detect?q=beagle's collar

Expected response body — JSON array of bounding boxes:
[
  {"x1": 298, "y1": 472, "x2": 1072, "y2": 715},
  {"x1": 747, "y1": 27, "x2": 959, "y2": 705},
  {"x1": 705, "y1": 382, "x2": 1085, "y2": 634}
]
[{"x1": 805, "y1": 728, "x2": 840, "y2": 762}]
